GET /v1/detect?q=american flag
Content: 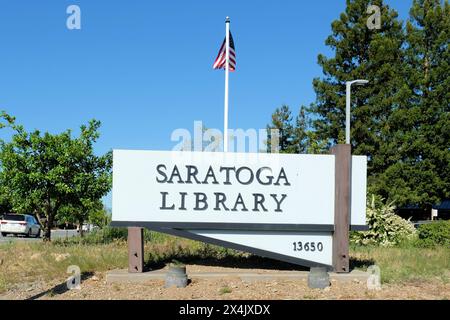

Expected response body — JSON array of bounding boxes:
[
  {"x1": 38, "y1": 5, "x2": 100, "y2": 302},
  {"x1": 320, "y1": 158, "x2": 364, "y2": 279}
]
[{"x1": 213, "y1": 32, "x2": 236, "y2": 71}]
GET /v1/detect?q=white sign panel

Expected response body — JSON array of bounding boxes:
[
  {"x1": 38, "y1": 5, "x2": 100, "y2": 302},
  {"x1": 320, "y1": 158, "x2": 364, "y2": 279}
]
[
  {"x1": 112, "y1": 149, "x2": 367, "y2": 268},
  {"x1": 113, "y1": 150, "x2": 337, "y2": 226},
  {"x1": 351, "y1": 156, "x2": 367, "y2": 227},
  {"x1": 189, "y1": 230, "x2": 333, "y2": 266},
  {"x1": 113, "y1": 150, "x2": 367, "y2": 227}
]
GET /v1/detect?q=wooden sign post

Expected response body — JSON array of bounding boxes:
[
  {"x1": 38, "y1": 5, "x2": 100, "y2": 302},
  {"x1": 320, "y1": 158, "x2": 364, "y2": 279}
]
[
  {"x1": 330, "y1": 144, "x2": 351, "y2": 273},
  {"x1": 128, "y1": 227, "x2": 144, "y2": 273}
]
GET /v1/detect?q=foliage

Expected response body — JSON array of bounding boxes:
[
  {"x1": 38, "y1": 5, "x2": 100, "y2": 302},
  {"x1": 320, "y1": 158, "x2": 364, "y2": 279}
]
[
  {"x1": 267, "y1": 0, "x2": 450, "y2": 207},
  {"x1": 86, "y1": 206, "x2": 111, "y2": 228},
  {"x1": 370, "y1": 0, "x2": 450, "y2": 206},
  {"x1": 415, "y1": 220, "x2": 450, "y2": 247},
  {"x1": 266, "y1": 105, "x2": 327, "y2": 154},
  {"x1": 308, "y1": 0, "x2": 407, "y2": 157},
  {"x1": 53, "y1": 227, "x2": 174, "y2": 245},
  {"x1": 350, "y1": 195, "x2": 417, "y2": 246},
  {"x1": 53, "y1": 227, "x2": 127, "y2": 245},
  {"x1": 0, "y1": 112, "x2": 112, "y2": 241},
  {"x1": 0, "y1": 185, "x2": 12, "y2": 215}
]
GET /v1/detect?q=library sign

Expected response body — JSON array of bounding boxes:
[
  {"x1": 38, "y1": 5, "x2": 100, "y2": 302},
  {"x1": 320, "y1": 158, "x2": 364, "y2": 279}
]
[{"x1": 112, "y1": 150, "x2": 367, "y2": 269}]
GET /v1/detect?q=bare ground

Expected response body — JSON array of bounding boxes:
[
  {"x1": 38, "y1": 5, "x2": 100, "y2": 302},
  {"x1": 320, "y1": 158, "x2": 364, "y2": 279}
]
[{"x1": 1, "y1": 265, "x2": 449, "y2": 300}]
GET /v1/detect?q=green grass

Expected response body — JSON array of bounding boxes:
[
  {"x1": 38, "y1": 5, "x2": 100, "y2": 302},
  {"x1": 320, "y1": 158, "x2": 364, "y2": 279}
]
[
  {"x1": 219, "y1": 286, "x2": 232, "y2": 295},
  {"x1": 350, "y1": 244, "x2": 450, "y2": 283},
  {"x1": 0, "y1": 232, "x2": 448, "y2": 293}
]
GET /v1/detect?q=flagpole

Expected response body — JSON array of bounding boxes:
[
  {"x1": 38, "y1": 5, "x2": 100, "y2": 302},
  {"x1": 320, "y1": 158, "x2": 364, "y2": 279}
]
[{"x1": 224, "y1": 16, "x2": 230, "y2": 152}]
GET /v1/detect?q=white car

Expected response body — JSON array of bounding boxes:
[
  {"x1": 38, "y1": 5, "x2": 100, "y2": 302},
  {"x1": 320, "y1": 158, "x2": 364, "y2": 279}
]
[
  {"x1": 77, "y1": 223, "x2": 98, "y2": 233},
  {"x1": 0, "y1": 214, "x2": 41, "y2": 238}
]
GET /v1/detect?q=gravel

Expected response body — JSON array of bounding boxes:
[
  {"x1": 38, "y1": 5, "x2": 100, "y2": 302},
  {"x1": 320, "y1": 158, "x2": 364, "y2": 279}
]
[{"x1": 1, "y1": 266, "x2": 449, "y2": 300}]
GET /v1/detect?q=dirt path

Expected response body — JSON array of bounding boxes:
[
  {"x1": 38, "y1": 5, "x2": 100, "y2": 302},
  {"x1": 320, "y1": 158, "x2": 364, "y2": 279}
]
[{"x1": 1, "y1": 265, "x2": 449, "y2": 300}]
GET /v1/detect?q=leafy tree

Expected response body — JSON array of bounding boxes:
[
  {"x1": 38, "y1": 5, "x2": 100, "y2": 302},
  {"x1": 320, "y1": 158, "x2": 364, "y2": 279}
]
[
  {"x1": 0, "y1": 186, "x2": 12, "y2": 215},
  {"x1": 0, "y1": 112, "x2": 112, "y2": 240},
  {"x1": 308, "y1": 0, "x2": 406, "y2": 167},
  {"x1": 267, "y1": 105, "x2": 327, "y2": 154},
  {"x1": 58, "y1": 200, "x2": 107, "y2": 236},
  {"x1": 267, "y1": 105, "x2": 296, "y2": 153},
  {"x1": 275, "y1": 0, "x2": 449, "y2": 207},
  {"x1": 371, "y1": 0, "x2": 450, "y2": 206},
  {"x1": 87, "y1": 204, "x2": 111, "y2": 229}
]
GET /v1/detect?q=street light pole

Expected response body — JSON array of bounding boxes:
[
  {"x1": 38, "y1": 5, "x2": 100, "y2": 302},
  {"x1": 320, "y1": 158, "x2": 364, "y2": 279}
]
[
  {"x1": 345, "y1": 80, "x2": 369, "y2": 145},
  {"x1": 345, "y1": 82, "x2": 351, "y2": 145}
]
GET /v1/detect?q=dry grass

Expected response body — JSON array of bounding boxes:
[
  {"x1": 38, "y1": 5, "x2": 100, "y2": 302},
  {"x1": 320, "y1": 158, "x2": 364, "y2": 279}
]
[
  {"x1": 0, "y1": 236, "x2": 448, "y2": 294},
  {"x1": 0, "y1": 236, "x2": 245, "y2": 293},
  {"x1": 0, "y1": 241, "x2": 128, "y2": 293}
]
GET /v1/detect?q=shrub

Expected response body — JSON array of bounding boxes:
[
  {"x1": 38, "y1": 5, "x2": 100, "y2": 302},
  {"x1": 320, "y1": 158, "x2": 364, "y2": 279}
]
[
  {"x1": 53, "y1": 227, "x2": 127, "y2": 245},
  {"x1": 415, "y1": 220, "x2": 450, "y2": 247},
  {"x1": 350, "y1": 195, "x2": 417, "y2": 247},
  {"x1": 54, "y1": 227, "x2": 174, "y2": 245}
]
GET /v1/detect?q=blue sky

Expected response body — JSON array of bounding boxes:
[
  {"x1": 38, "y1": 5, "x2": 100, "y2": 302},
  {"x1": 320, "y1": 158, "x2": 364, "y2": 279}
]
[{"x1": 0, "y1": 1, "x2": 412, "y2": 206}]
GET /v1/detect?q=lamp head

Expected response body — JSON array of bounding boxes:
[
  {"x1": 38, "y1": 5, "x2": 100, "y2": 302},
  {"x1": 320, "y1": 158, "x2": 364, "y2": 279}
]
[{"x1": 353, "y1": 79, "x2": 369, "y2": 85}]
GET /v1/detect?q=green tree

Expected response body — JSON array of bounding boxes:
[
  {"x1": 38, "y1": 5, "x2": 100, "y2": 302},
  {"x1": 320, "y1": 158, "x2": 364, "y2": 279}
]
[
  {"x1": 371, "y1": 0, "x2": 450, "y2": 206},
  {"x1": 267, "y1": 105, "x2": 295, "y2": 153},
  {"x1": 58, "y1": 200, "x2": 108, "y2": 236},
  {"x1": 0, "y1": 112, "x2": 112, "y2": 241},
  {"x1": 87, "y1": 204, "x2": 111, "y2": 229},
  {"x1": 0, "y1": 185, "x2": 12, "y2": 215},
  {"x1": 305, "y1": 0, "x2": 450, "y2": 206},
  {"x1": 308, "y1": 0, "x2": 406, "y2": 165},
  {"x1": 267, "y1": 105, "x2": 327, "y2": 154},
  {"x1": 267, "y1": 105, "x2": 311, "y2": 153},
  {"x1": 267, "y1": 0, "x2": 449, "y2": 207}
]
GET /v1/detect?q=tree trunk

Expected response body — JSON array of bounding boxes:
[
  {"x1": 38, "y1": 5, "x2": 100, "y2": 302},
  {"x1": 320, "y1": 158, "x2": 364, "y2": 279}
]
[
  {"x1": 43, "y1": 213, "x2": 53, "y2": 242},
  {"x1": 79, "y1": 220, "x2": 84, "y2": 238}
]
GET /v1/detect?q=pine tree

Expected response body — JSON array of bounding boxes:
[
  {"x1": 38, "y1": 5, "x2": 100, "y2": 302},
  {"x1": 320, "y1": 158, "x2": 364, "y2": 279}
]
[
  {"x1": 267, "y1": 105, "x2": 295, "y2": 153},
  {"x1": 267, "y1": 105, "x2": 311, "y2": 154},
  {"x1": 267, "y1": 0, "x2": 449, "y2": 207},
  {"x1": 308, "y1": 0, "x2": 406, "y2": 172},
  {"x1": 372, "y1": 0, "x2": 450, "y2": 206}
]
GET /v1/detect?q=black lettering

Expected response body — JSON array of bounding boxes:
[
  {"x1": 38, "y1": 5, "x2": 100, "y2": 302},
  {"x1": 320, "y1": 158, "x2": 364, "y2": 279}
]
[
  {"x1": 186, "y1": 165, "x2": 201, "y2": 184},
  {"x1": 270, "y1": 194, "x2": 287, "y2": 212},
  {"x1": 214, "y1": 192, "x2": 229, "y2": 211},
  {"x1": 160, "y1": 192, "x2": 175, "y2": 210},
  {"x1": 256, "y1": 167, "x2": 273, "y2": 185},
  {"x1": 168, "y1": 165, "x2": 184, "y2": 184},
  {"x1": 194, "y1": 192, "x2": 208, "y2": 211},
  {"x1": 156, "y1": 164, "x2": 168, "y2": 183},
  {"x1": 274, "y1": 167, "x2": 290, "y2": 186},
  {"x1": 202, "y1": 166, "x2": 219, "y2": 184},
  {"x1": 252, "y1": 193, "x2": 268, "y2": 212},
  {"x1": 236, "y1": 166, "x2": 254, "y2": 185},
  {"x1": 220, "y1": 167, "x2": 236, "y2": 185},
  {"x1": 179, "y1": 192, "x2": 187, "y2": 210},
  {"x1": 232, "y1": 193, "x2": 248, "y2": 211}
]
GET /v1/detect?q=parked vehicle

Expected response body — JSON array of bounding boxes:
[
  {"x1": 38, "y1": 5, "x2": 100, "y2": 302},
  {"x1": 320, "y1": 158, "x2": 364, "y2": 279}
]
[
  {"x1": 76, "y1": 223, "x2": 98, "y2": 233},
  {"x1": 0, "y1": 214, "x2": 41, "y2": 238}
]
